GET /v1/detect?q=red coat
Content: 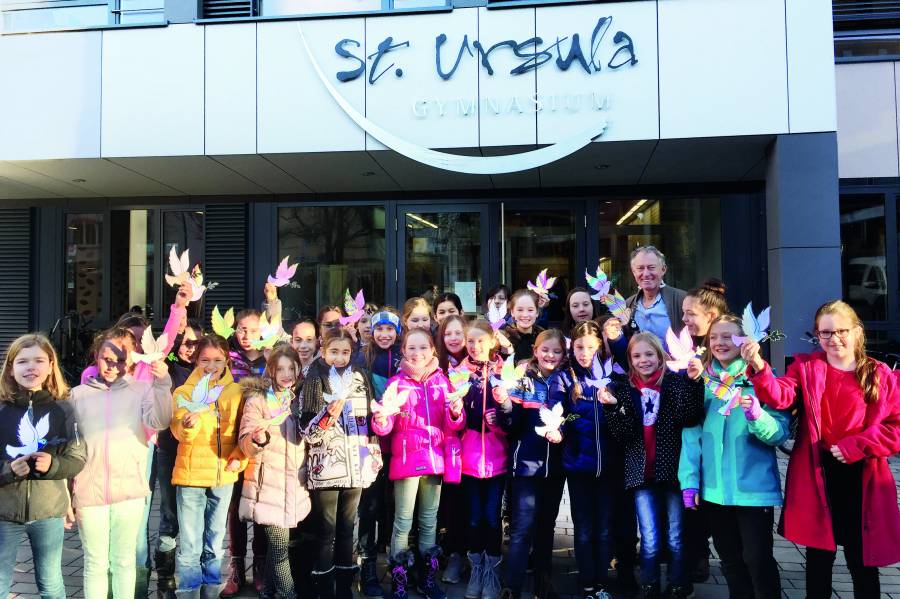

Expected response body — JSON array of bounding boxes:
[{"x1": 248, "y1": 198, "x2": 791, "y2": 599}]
[{"x1": 750, "y1": 353, "x2": 900, "y2": 566}]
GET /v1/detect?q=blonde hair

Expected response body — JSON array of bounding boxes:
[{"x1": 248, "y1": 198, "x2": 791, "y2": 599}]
[
  {"x1": 815, "y1": 300, "x2": 880, "y2": 404},
  {"x1": 401, "y1": 297, "x2": 433, "y2": 330},
  {"x1": 0, "y1": 334, "x2": 69, "y2": 401},
  {"x1": 626, "y1": 332, "x2": 667, "y2": 383},
  {"x1": 702, "y1": 314, "x2": 744, "y2": 366}
]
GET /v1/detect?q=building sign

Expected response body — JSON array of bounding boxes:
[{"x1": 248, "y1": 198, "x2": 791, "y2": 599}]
[{"x1": 298, "y1": 11, "x2": 639, "y2": 175}]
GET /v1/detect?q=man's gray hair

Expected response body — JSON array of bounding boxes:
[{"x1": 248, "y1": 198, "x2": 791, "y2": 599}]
[{"x1": 630, "y1": 245, "x2": 667, "y2": 267}]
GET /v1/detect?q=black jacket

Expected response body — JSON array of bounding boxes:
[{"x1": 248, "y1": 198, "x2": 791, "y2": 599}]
[
  {"x1": 603, "y1": 372, "x2": 703, "y2": 490},
  {"x1": 0, "y1": 390, "x2": 86, "y2": 523},
  {"x1": 500, "y1": 366, "x2": 563, "y2": 478}
]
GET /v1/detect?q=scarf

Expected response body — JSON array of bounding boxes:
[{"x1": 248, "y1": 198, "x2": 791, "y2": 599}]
[{"x1": 399, "y1": 356, "x2": 440, "y2": 382}]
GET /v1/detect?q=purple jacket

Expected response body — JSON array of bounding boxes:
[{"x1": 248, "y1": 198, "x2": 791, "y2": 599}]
[{"x1": 372, "y1": 365, "x2": 465, "y2": 480}]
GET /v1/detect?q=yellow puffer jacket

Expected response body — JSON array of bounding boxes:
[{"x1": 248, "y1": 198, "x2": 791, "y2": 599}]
[{"x1": 171, "y1": 367, "x2": 248, "y2": 488}]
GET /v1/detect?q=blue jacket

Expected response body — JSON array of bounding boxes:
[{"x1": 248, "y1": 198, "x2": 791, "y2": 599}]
[
  {"x1": 368, "y1": 342, "x2": 402, "y2": 400},
  {"x1": 501, "y1": 365, "x2": 565, "y2": 478},
  {"x1": 552, "y1": 362, "x2": 615, "y2": 476},
  {"x1": 678, "y1": 358, "x2": 790, "y2": 507}
]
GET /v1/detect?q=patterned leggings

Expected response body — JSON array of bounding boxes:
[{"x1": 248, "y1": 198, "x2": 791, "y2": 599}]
[{"x1": 263, "y1": 526, "x2": 293, "y2": 599}]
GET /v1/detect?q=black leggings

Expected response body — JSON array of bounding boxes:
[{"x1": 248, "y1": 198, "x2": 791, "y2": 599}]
[
  {"x1": 310, "y1": 488, "x2": 363, "y2": 573},
  {"x1": 805, "y1": 453, "x2": 880, "y2": 599}
]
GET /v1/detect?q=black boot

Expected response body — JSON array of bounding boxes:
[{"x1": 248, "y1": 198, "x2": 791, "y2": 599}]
[
  {"x1": 335, "y1": 566, "x2": 357, "y2": 599},
  {"x1": 533, "y1": 571, "x2": 558, "y2": 599},
  {"x1": 640, "y1": 582, "x2": 660, "y2": 599},
  {"x1": 359, "y1": 559, "x2": 385, "y2": 598},
  {"x1": 416, "y1": 546, "x2": 446, "y2": 599},
  {"x1": 312, "y1": 571, "x2": 336, "y2": 599},
  {"x1": 390, "y1": 551, "x2": 414, "y2": 599}
]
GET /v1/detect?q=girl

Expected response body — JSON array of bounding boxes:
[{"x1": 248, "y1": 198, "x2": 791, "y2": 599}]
[
  {"x1": 372, "y1": 329, "x2": 465, "y2": 599},
  {"x1": 359, "y1": 309, "x2": 402, "y2": 597},
  {"x1": 554, "y1": 321, "x2": 616, "y2": 599},
  {"x1": 171, "y1": 335, "x2": 247, "y2": 598},
  {"x1": 458, "y1": 321, "x2": 508, "y2": 599},
  {"x1": 600, "y1": 333, "x2": 704, "y2": 599},
  {"x1": 501, "y1": 290, "x2": 545, "y2": 362},
  {"x1": 743, "y1": 300, "x2": 900, "y2": 598},
  {"x1": 678, "y1": 315, "x2": 789, "y2": 598},
  {"x1": 238, "y1": 345, "x2": 311, "y2": 599},
  {"x1": 401, "y1": 297, "x2": 433, "y2": 333},
  {"x1": 437, "y1": 314, "x2": 468, "y2": 371},
  {"x1": 290, "y1": 319, "x2": 320, "y2": 378},
  {"x1": 562, "y1": 287, "x2": 605, "y2": 336},
  {"x1": 681, "y1": 279, "x2": 728, "y2": 344},
  {"x1": 317, "y1": 305, "x2": 344, "y2": 341},
  {"x1": 433, "y1": 293, "x2": 464, "y2": 324},
  {"x1": 0, "y1": 334, "x2": 86, "y2": 599},
  {"x1": 498, "y1": 329, "x2": 567, "y2": 599},
  {"x1": 169, "y1": 319, "x2": 203, "y2": 390},
  {"x1": 69, "y1": 327, "x2": 174, "y2": 599},
  {"x1": 482, "y1": 285, "x2": 510, "y2": 320},
  {"x1": 300, "y1": 329, "x2": 380, "y2": 599},
  {"x1": 358, "y1": 303, "x2": 380, "y2": 347}
]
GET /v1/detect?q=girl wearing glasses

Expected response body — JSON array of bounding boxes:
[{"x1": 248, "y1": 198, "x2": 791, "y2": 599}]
[{"x1": 742, "y1": 300, "x2": 900, "y2": 598}]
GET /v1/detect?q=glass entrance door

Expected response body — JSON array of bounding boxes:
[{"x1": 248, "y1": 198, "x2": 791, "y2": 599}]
[{"x1": 397, "y1": 205, "x2": 490, "y2": 316}]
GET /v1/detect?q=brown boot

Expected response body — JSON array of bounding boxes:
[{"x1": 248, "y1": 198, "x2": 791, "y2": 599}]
[
  {"x1": 253, "y1": 557, "x2": 266, "y2": 594},
  {"x1": 220, "y1": 558, "x2": 245, "y2": 598}
]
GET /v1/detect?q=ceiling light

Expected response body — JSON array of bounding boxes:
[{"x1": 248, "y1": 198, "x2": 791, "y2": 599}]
[
  {"x1": 616, "y1": 199, "x2": 648, "y2": 226},
  {"x1": 407, "y1": 213, "x2": 438, "y2": 229}
]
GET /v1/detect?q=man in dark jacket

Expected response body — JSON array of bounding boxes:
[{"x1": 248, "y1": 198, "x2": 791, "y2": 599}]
[{"x1": 625, "y1": 246, "x2": 687, "y2": 344}]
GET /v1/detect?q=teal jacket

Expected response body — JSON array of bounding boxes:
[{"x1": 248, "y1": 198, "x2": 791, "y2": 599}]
[{"x1": 678, "y1": 358, "x2": 790, "y2": 507}]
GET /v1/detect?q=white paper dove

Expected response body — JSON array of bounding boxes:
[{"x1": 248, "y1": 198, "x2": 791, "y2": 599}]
[
  {"x1": 665, "y1": 327, "x2": 704, "y2": 372},
  {"x1": 165, "y1": 246, "x2": 191, "y2": 288},
  {"x1": 324, "y1": 366, "x2": 354, "y2": 404},
  {"x1": 132, "y1": 328, "x2": 169, "y2": 365},
  {"x1": 177, "y1": 373, "x2": 224, "y2": 413},
  {"x1": 6, "y1": 412, "x2": 50, "y2": 459},
  {"x1": 370, "y1": 380, "x2": 410, "y2": 418},
  {"x1": 732, "y1": 302, "x2": 772, "y2": 346},
  {"x1": 534, "y1": 403, "x2": 565, "y2": 437},
  {"x1": 487, "y1": 302, "x2": 507, "y2": 332}
]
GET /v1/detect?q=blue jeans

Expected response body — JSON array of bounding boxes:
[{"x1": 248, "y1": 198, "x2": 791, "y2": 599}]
[
  {"x1": 136, "y1": 443, "x2": 155, "y2": 570},
  {"x1": 567, "y1": 474, "x2": 613, "y2": 588},
  {"x1": 634, "y1": 485, "x2": 685, "y2": 586},
  {"x1": 0, "y1": 518, "x2": 66, "y2": 599},
  {"x1": 505, "y1": 476, "x2": 565, "y2": 592},
  {"x1": 462, "y1": 475, "x2": 505, "y2": 556},
  {"x1": 175, "y1": 484, "x2": 234, "y2": 590},
  {"x1": 155, "y1": 436, "x2": 180, "y2": 552}
]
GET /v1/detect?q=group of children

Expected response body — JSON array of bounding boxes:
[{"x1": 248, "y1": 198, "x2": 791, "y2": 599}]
[{"x1": 0, "y1": 272, "x2": 898, "y2": 599}]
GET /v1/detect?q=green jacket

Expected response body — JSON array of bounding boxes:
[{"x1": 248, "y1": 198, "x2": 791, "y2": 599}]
[{"x1": 678, "y1": 358, "x2": 790, "y2": 507}]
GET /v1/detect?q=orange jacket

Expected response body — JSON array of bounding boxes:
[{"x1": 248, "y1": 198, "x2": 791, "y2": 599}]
[{"x1": 171, "y1": 367, "x2": 247, "y2": 488}]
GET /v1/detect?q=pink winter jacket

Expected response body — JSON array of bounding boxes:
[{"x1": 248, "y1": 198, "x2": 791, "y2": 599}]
[
  {"x1": 69, "y1": 373, "x2": 173, "y2": 509},
  {"x1": 458, "y1": 357, "x2": 509, "y2": 479},
  {"x1": 372, "y1": 364, "x2": 465, "y2": 481},
  {"x1": 238, "y1": 378, "x2": 311, "y2": 529}
]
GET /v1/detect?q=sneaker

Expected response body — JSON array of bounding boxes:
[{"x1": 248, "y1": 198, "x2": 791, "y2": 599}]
[{"x1": 442, "y1": 552, "x2": 463, "y2": 584}]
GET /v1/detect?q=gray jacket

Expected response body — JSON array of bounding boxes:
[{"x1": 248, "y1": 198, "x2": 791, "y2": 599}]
[{"x1": 625, "y1": 284, "x2": 688, "y2": 336}]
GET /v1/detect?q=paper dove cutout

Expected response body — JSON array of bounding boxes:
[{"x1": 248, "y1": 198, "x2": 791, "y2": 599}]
[
  {"x1": 490, "y1": 354, "x2": 527, "y2": 391},
  {"x1": 534, "y1": 403, "x2": 565, "y2": 437},
  {"x1": 268, "y1": 256, "x2": 298, "y2": 287},
  {"x1": 583, "y1": 356, "x2": 619, "y2": 392},
  {"x1": 585, "y1": 267, "x2": 629, "y2": 321},
  {"x1": 446, "y1": 367, "x2": 472, "y2": 403},
  {"x1": 703, "y1": 365, "x2": 742, "y2": 416},
  {"x1": 250, "y1": 313, "x2": 283, "y2": 351},
  {"x1": 211, "y1": 306, "x2": 235, "y2": 339},
  {"x1": 132, "y1": 328, "x2": 169, "y2": 365},
  {"x1": 526, "y1": 269, "x2": 557, "y2": 296},
  {"x1": 165, "y1": 246, "x2": 191, "y2": 288},
  {"x1": 177, "y1": 374, "x2": 224, "y2": 414},
  {"x1": 188, "y1": 265, "x2": 208, "y2": 301},
  {"x1": 339, "y1": 289, "x2": 366, "y2": 327},
  {"x1": 324, "y1": 366, "x2": 354, "y2": 404},
  {"x1": 731, "y1": 303, "x2": 780, "y2": 346},
  {"x1": 370, "y1": 380, "x2": 411, "y2": 418},
  {"x1": 6, "y1": 412, "x2": 50, "y2": 459},
  {"x1": 261, "y1": 387, "x2": 294, "y2": 428},
  {"x1": 487, "y1": 302, "x2": 507, "y2": 332},
  {"x1": 665, "y1": 327, "x2": 705, "y2": 372}
]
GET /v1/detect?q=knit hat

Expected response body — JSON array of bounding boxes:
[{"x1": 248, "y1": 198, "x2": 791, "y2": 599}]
[{"x1": 371, "y1": 311, "x2": 401, "y2": 333}]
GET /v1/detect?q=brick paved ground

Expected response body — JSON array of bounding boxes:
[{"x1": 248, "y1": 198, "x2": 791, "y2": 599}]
[{"x1": 7, "y1": 451, "x2": 900, "y2": 599}]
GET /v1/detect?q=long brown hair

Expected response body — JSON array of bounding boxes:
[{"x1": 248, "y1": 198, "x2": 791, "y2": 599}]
[
  {"x1": 815, "y1": 300, "x2": 881, "y2": 404},
  {"x1": 527, "y1": 328, "x2": 567, "y2": 374},
  {"x1": 685, "y1": 278, "x2": 729, "y2": 320},
  {"x1": 466, "y1": 320, "x2": 500, "y2": 361},
  {"x1": 263, "y1": 344, "x2": 301, "y2": 389},
  {"x1": 0, "y1": 334, "x2": 69, "y2": 401},
  {"x1": 436, "y1": 314, "x2": 468, "y2": 370},
  {"x1": 401, "y1": 297, "x2": 433, "y2": 331},
  {"x1": 568, "y1": 320, "x2": 602, "y2": 400}
]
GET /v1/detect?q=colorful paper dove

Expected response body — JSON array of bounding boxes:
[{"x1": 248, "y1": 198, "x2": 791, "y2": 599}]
[
  {"x1": 703, "y1": 365, "x2": 742, "y2": 416},
  {"x1": 446, "y1": 367, "x2": 472, "y2": 403},
  {"x1": 5, "y1": 412, "x2": 50, "y2": 459},
  {"x1": 211, "y1": 306, "x2": 235, "y2": 339},
  {"x1": 250, "y1": 313, "x2": 283, "y2": 350},
  {"x1": 490, "y1": 354, "x2": 527, "y2": 391},
  {"x1": 665, "y1": 327, "x2": 705, "y2": 372},
  {"x1": 177, "y1": 373, "x2": 224, "y2": 413},
  {"x1": 731, "y1": 303, "x2": 784, "y2": 346},
  {"x1": 132, "y1": 328, "x2": 169, "y2": 365},
  {"x1": 267, "y1": 256, "x2": 298, "y2": 287},
  {"x1": 262, "y1": 387, "x2": 294, "y2": 427},
  {"x1": 487, "y1": 301, "x2": 507, "y2": 332},
  {"x1": 585, "y1": 267, "x2": 629, "y2": 321},
  {"x1": 339, "y1": 289, "x2": 366, "y2": 327},
  {"x1": 526, "y1": 269, "x2": 557, "y2": 296},
  {"x1": 370, "y1": 380, "x2": 411, "y2": 418}
]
